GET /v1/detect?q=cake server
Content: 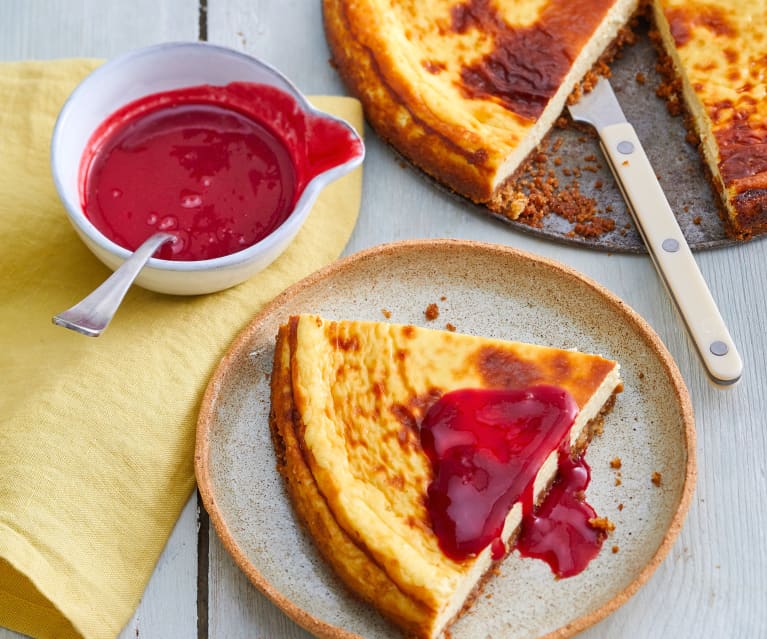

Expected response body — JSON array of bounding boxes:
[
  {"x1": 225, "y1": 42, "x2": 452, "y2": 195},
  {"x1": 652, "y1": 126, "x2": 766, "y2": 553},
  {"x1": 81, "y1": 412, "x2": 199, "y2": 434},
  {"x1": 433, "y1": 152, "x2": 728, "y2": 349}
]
[{"x1": 568, "y1": 78, "x2": 742, "y2": 386}]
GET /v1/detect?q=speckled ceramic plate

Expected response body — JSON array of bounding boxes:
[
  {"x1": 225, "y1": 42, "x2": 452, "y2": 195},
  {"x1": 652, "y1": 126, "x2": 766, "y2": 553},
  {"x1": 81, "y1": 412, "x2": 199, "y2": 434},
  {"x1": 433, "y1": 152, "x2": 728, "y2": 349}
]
[{"x1": 195, "y1": 239, "x2": 696, "y2": 639}]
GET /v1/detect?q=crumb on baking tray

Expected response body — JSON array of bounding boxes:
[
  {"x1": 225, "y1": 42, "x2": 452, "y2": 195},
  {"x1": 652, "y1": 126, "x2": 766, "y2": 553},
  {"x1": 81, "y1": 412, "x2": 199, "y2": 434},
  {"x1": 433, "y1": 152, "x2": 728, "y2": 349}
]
[
  {"x1": 381, "y1": 309, "x2": 392, "y2": 319},
  {"x1": 500, "y1": 135, "x2": 622, "y2": 240},
  {"x1": 424, "y1": 303, "x2": 439, "y2": 321},
  {"x1": 652, "y1": 471, "x2": 662, "y2": 487}
]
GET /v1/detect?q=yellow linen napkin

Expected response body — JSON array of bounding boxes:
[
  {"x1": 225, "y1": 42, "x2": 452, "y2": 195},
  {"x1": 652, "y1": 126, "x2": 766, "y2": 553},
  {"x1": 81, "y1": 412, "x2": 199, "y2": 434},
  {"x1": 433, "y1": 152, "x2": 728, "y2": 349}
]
[{"x1": 0, "y1": 59, "x2": 363, "y2": 639}]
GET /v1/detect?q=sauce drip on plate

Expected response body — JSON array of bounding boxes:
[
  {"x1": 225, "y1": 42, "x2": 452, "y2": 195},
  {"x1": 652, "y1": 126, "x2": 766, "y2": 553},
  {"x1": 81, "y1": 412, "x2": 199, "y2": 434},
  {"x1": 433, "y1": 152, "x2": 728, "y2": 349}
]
[{"x1": 516, "y1": 444, "x2": 605, "y2": 578}]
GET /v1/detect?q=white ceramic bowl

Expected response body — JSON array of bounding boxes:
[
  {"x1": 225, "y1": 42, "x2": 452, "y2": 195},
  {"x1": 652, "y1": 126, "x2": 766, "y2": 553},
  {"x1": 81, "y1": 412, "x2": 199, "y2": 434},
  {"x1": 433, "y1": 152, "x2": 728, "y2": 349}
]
[{"x1": 50, "y1": 42, "x2": 364, "y2": 295}]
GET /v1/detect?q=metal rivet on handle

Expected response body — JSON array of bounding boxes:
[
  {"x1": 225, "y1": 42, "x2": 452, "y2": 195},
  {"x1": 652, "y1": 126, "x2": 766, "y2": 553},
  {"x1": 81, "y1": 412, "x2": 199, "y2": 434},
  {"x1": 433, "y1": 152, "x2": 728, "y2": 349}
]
[
  {"x1": 662, "y1": 238, "x2": 679, "y2": 252},
  {"x1": 710, "y1": 341, "x2": 729, "y2": 356},
  {"x1": 617, "y1": 141, "x2": 634, "y2": 154}
]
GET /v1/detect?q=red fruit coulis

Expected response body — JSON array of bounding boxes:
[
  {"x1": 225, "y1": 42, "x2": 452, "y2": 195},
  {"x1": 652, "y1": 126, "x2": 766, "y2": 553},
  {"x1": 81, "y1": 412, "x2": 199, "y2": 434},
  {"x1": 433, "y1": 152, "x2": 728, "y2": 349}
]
[
  {"x1": 79, "y1": 82, "x2": 362, "y2": 261},
  {"x1": 516, "y1": 444, "x2": 603, "y2": 578},
  {"x1": 420, "y1": 385, "x2": 607, "y2": 578}
]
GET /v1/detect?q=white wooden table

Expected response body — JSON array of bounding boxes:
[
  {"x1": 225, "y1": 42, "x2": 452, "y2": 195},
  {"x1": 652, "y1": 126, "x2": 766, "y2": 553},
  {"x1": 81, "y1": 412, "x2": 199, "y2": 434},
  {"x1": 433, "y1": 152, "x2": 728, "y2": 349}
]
[{"x1": 2, "y1": 1, "x2": 765, "y2": 637}]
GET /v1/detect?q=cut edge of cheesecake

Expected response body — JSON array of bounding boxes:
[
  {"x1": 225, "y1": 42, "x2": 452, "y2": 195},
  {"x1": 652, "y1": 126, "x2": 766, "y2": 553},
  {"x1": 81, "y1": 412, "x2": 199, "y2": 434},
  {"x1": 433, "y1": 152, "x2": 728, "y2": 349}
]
[
  {"x1": 323, "y1": 0, "x2": 640, "y2": 209},
  {"x1": 270, "y1": 315, "x2": 622, "y2": 639},
  {"x1": 651, "y1": 2, "x2": 767, "y2": 240}
]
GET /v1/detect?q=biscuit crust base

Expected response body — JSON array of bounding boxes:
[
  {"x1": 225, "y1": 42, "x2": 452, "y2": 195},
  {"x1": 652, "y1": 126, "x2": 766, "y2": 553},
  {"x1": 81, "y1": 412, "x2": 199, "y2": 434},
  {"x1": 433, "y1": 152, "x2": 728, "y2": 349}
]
[{"x1": 269, "y1": 323, "x2": 620, "y2": 639}]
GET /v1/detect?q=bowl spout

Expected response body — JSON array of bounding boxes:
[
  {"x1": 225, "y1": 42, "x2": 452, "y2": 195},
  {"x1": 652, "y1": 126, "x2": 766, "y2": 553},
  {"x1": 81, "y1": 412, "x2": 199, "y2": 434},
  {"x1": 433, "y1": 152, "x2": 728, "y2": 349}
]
[{"x1": 305, "y1": 112, "x2": 365, "y2": 182}]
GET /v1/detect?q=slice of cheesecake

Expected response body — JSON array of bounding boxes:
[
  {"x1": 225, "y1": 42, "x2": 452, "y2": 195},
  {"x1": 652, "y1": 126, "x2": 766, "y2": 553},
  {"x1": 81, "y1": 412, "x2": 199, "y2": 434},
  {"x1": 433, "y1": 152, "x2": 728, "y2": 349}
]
[
  {"x1": 270, "y1": 314, "x2": 621, "y2": 639},
  {"x1": 323, "y1": 0, "x2": 639, "y2": 215},
  {"x1": 652, "y1": 0, "x2": 767, "y2": 239}
]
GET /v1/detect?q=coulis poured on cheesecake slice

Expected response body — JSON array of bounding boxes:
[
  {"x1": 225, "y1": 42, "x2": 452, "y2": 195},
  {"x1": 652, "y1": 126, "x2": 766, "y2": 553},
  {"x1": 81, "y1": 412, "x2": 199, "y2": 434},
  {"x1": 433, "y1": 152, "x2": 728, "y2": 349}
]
[{"x1": 420, "y1": 385, "x2": 607, "y2": 577}]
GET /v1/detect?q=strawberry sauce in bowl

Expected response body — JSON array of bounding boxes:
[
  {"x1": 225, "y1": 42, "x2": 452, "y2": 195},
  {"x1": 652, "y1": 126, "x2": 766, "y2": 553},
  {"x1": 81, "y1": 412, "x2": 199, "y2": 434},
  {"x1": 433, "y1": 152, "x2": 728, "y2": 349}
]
[{"x1": 51, "y1": 43, "x2": 364, "y2": 295}]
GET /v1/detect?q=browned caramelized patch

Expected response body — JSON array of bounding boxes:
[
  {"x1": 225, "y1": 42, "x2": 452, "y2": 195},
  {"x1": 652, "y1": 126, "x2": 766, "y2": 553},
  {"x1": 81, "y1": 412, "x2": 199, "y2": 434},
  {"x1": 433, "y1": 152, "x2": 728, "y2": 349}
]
[
  {"x1": 402, "y1": 325, "x2": 416, "y2": 339},
  {"x1": 422, "y1": 59, "x2": 447, "y2": 74},
  {"x1": 475, "y1": 346, "x2": 542, "y2": 389},
  {"x1": 716, "y1": 122, "x2": 767, "y2": 186},
  {"x1": 665, "y1": 3, "x2": 736, "y2": 47},
  {"x1": 451, "y1": 0, "x2": 617, "y2": 120},
  {"x1": 549, "y1": 352, "x2": 573, "y2": 382},
  {"x1": 336, "y1": 334, "x2": 361, "y2": 351},
  {"x1": 390, "y1": 403, "x2": 418, "y2": 431}
]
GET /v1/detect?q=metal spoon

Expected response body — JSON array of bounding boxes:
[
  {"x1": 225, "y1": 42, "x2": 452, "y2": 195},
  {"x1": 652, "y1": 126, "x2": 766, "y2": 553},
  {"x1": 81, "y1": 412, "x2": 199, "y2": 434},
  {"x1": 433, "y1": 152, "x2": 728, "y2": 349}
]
[{"x1": 52, "y1": 232, "x2": 176, "y2": 337}]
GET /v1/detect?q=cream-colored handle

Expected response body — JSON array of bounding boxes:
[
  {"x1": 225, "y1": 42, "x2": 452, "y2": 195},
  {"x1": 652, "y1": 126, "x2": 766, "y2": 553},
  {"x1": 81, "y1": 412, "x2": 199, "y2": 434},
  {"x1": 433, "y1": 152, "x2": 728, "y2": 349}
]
[{"x1": 601, "y1": 122, "x2": 743, "y2": 386}]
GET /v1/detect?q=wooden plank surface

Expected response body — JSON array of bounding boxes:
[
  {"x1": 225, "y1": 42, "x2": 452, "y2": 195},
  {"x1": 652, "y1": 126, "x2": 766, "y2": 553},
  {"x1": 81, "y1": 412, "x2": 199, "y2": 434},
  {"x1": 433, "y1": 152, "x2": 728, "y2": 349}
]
[{"x1": 2, "y1": 0, "x2": 766, "y2": 638}]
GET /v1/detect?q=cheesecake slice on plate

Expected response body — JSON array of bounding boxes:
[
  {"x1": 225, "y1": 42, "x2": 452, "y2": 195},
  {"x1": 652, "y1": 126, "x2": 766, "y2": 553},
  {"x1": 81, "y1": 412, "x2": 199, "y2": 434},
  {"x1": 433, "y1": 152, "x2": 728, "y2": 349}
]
[
  {"x1": 652, "y1": 0, "x2": 767, "y2": 239},
  {"x1": 270, "y1": 315, "x2": 621, "y2": 639}
]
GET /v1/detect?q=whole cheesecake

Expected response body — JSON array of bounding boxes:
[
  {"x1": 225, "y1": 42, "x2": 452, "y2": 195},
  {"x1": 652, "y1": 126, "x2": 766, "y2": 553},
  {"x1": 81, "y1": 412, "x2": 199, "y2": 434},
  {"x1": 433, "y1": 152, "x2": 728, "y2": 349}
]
[
  {"x1": 270, "y1": 315, "x2": 622, "y2": 639},
  {"x1": 652, "y1": 0, "x2": 767, "y2": 239},
  {"x1": 323, "y1": 0, "x2": 639, "y2": 216}
]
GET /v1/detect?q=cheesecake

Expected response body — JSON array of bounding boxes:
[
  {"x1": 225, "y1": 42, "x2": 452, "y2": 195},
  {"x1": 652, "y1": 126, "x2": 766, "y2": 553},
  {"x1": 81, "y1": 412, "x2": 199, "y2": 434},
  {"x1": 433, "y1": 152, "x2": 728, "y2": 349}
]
[
  {"x1": 322, "y1": 0, "x2": 639, "y2": 216},
  {"x1": 270, "y1": 315, "x2": 622, "y2": 639},
  {"x1": 652, "y1": 0, "x2": 767, "y2": 239}
]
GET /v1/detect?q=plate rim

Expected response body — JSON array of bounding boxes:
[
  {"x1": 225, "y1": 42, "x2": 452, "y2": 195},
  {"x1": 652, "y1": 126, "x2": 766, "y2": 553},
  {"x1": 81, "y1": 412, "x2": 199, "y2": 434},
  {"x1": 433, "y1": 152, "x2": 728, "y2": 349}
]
[{"x1": 195, "y1": 238, "x2": 696, "y2": 639}]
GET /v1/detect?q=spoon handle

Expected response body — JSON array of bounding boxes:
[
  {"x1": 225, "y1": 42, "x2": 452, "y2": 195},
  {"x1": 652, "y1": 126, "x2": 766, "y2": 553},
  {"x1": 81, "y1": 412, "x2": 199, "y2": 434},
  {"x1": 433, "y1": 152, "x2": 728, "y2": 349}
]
[{"x1": 53, "y1": 232, "x2": 175, "y2": 337}]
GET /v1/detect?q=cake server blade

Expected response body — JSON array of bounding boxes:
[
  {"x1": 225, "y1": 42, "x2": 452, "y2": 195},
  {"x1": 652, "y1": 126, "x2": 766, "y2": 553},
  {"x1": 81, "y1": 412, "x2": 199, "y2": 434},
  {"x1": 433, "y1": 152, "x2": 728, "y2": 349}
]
[{"x1": 568, "y1": 78, "x2": 742, "y2": 386}]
